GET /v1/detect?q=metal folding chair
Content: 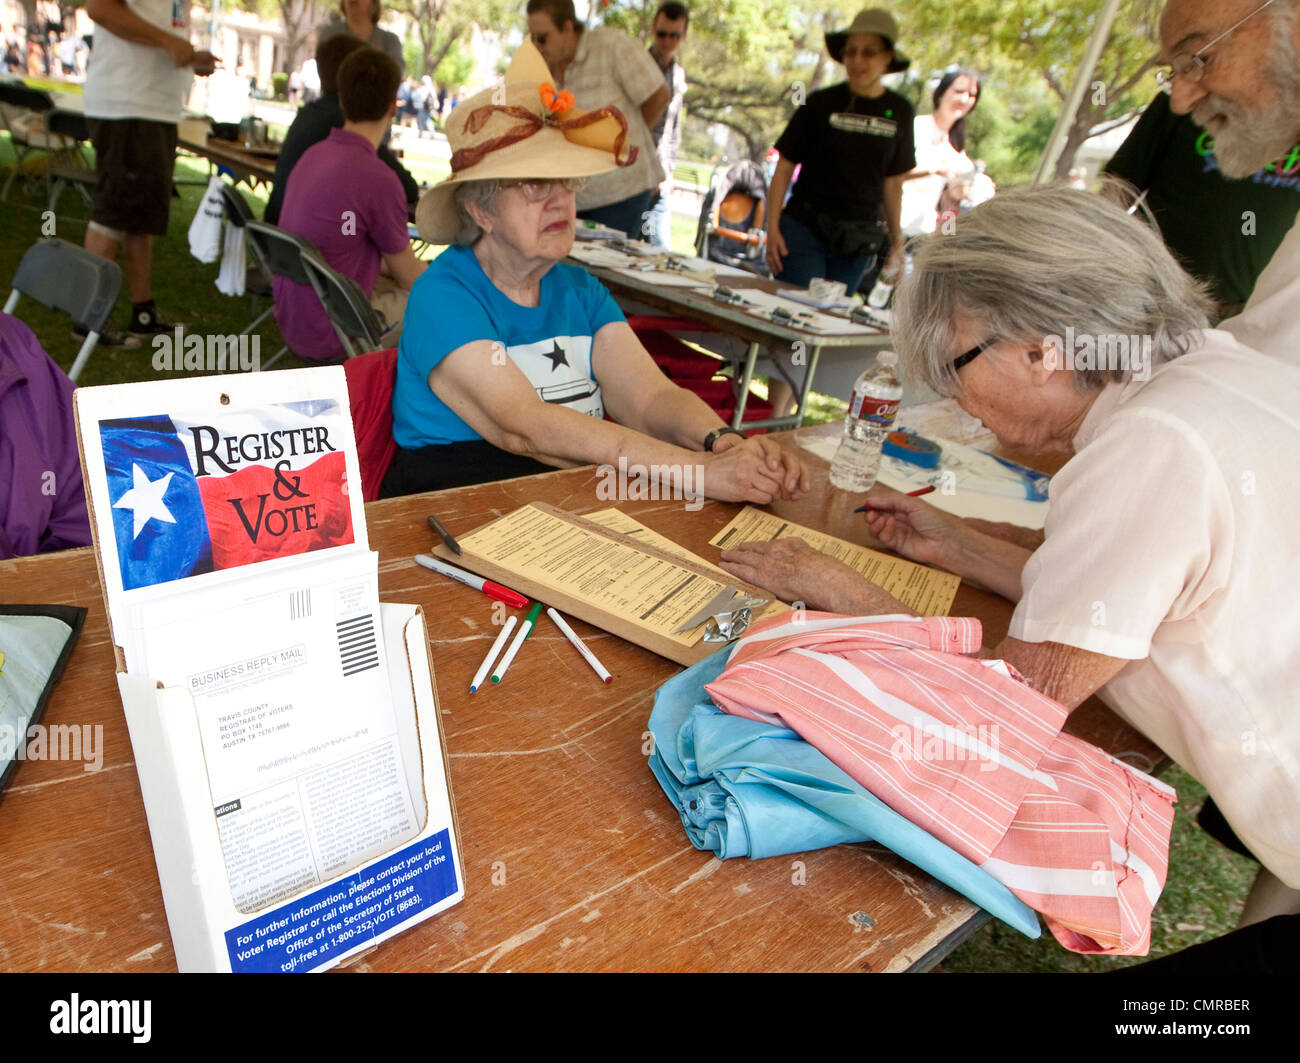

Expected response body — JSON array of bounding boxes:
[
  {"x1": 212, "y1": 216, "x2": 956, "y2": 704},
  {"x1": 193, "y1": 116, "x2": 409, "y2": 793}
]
[
  {"x1": 3, "y1": 237, "x2": 122, "y2": 382},
  {"x1": 243, "y1": 219, "x2": 385, "y2": 369},
  {"x1": 44, "y1": 110, "x2": 96, "y2": 213},
  {"x1": 0, "y1": 83, "x2": 81, "y2": 203},
  {"x1": 299, "y1": 253, "x2": 387, "y2": 357}
]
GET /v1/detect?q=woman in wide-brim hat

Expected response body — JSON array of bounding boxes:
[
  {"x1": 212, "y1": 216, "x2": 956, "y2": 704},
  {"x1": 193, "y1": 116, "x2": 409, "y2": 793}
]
[
  {"x1": 760, "y1": 8, "x2": 917, "y2": 418},
  {"x1": 381, "y1": 42, "x2": 810, "y2": 502}
]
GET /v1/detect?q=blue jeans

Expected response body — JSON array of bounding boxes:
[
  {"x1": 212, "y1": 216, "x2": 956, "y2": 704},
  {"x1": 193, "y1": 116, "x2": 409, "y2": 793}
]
[
  {"x1": 775, "y1": 213, "x2": 875, "y2": 292},
  {"x1": 645, "y1": 191, "x2": 672, "y2": 248},
  {"x1": 578, "y1": 190, "x2": 655, "y2": 239}
]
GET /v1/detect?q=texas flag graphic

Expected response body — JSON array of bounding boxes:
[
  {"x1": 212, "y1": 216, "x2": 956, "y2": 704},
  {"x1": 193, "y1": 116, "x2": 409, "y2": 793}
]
[{"x1": 101, "y1": 401, "x2": 354, "y2": 591}]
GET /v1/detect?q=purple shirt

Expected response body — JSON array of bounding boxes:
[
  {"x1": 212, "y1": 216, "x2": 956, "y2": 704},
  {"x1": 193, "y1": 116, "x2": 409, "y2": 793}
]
[
  {"x1": 272, "y1": 128, "x2": 409, "y2": 360},
  {"x1": 0, "y1": 314, "x2": 91, "y2": 558}
]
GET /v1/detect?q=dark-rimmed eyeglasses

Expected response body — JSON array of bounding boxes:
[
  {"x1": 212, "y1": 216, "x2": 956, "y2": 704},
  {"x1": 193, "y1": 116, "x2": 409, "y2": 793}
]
[
  {"x1": 500, "y1": 177, "x2": 587, "y2": 202},
  {"x1": 655, "y1": 30, "x2": 682, "y2": 40},
  {"x1": 952, "y1": 339, "x2": 995, "y2": 373},
  {"x1": 1155, "y1": 0, "x2": 1275, "y2": 90}
]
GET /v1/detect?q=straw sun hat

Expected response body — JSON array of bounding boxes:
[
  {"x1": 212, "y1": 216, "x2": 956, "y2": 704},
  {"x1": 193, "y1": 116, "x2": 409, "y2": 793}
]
[
  {"x1": 824, "y1": 9, "x2": 911, "y2": 72},
  {"x1": 414, "y1": 40, "x2": 635, "y2": 244}
]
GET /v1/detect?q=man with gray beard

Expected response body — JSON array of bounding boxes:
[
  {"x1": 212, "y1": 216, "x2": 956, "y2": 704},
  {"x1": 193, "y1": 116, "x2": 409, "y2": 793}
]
[{"x1": 1160, "y1": 0, "x2": 1300, "y2": 364}]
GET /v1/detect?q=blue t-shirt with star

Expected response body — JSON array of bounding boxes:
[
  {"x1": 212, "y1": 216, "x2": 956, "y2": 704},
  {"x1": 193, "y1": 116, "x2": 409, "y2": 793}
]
[{"x1": 393, "y1": 244, "x2": 626, "y2": 448}]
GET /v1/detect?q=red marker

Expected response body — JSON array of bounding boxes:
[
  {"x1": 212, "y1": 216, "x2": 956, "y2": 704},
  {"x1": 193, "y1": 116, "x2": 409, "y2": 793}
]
[
  {"x1": 854, "y1": 485, "x2": 936, "y2": 513},
  {"x1": 414, "y1": 554, "x2": 529, "y2": 609}
]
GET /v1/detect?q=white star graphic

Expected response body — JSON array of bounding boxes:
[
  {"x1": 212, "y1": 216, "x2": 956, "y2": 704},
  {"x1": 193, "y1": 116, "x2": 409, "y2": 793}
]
[{"x1": 113, "y1": 463, "x2": 177, "y2": 539}]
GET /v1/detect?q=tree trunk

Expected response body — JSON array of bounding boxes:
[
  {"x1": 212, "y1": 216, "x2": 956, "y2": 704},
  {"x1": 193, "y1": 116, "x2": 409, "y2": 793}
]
[
  {"x1": 279, "y1": 0, "x2": 320, "y2": 74},
  {"x1": 1053, "y1": 105, "x2": 1098, "y2": 181}
]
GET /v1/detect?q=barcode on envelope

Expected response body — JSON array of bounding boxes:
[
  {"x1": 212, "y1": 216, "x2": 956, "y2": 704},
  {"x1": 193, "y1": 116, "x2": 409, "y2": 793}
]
[
  {"x1": 289, "y1": 589, "x2": 311, "y2": 621},
  {"x1": 337, "y1": 614, "x2": 378, "y2": 676}
]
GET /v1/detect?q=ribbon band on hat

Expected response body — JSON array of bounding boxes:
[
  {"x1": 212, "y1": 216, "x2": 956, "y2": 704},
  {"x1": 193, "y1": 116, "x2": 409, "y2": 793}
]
[
  {"x1": 450, "y1": 98, "x2": 638, "y2": 174},
  {"x1": 413, "y1": 40, "x2": 637, "y2": 245}
]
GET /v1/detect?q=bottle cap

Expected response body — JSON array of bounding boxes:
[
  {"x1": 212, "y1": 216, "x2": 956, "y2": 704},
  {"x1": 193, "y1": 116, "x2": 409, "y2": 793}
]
[{"x1": 877, "y1": 350, "x2": 898, "y2": 366}]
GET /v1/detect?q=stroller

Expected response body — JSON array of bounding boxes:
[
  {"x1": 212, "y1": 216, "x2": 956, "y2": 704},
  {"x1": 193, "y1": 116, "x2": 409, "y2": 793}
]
[{"x1": 694, "y1": 160, "x2": 769, "y2": 277}]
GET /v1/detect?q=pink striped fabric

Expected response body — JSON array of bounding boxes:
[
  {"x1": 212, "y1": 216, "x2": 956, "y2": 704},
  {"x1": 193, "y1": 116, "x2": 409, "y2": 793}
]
[{"x1": 704, "y1": 612, "x2": 1177, "y2": 955}]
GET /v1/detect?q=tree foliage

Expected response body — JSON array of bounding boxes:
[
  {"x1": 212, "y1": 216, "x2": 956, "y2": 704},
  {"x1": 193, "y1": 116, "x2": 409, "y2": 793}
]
[
  {"x1": 593, "y1": 0, "x2": 1165, "y2": 181},
  {"x1": 386, "y1": 0, "x2": 512, "y2": 80}
]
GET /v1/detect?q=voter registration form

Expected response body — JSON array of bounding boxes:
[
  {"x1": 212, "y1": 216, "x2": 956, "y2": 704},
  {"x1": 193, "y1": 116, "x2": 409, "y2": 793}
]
[
  {"x1": 457, "y1": 505, "x2": 733, "y2": 649},
  {"x1": 710, "y1": 507, "x2": 960, "y2": 616}
]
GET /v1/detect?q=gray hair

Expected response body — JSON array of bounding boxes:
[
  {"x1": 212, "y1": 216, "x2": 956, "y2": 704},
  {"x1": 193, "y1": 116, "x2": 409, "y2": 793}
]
[
  {"x1": 451, "y1": 179, "x2": 501, "y2": 246},
  {"x1": 892, "y1": 184, "x2": 1214, "y2": 396}
]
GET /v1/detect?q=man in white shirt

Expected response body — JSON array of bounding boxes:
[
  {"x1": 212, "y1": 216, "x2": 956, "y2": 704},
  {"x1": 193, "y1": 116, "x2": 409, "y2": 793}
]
[
  {"x1": 645, "y1": 2, "x2": 688, "y2": 248},
  {"x1": 1160, "y1": 0, "x2": 1300, "y2": 364},
  {"x1": 525, "y1": 0, "x2": 669, "y2": 238},
  {"x1": 81, "y1": 0, "x2": 217, "y2": 347}
]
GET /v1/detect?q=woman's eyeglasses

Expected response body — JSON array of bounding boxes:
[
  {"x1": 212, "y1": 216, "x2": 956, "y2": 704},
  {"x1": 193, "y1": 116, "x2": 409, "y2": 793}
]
[
  {"x1": 952, "y1": 339, "x2": 995, "y2": 373},
  {"x1": 501, "y1": 178, "x2": 587, "y2": 202}
]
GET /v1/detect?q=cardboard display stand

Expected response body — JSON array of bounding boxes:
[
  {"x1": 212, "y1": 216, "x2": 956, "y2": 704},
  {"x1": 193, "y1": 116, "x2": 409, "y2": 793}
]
[{"x1": 74, "y1": 369, "x2": 464, "y2": 973}]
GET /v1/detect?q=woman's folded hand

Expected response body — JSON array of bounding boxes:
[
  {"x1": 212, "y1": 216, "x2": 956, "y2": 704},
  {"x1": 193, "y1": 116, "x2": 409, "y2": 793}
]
[{"x1": 702, "y1": 436, "x2": 810, "y2": 503}]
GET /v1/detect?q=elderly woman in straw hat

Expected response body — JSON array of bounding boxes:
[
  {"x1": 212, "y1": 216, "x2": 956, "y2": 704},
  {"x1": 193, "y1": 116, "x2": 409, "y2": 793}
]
[
  {"x1": 383, "y1": 43, "x2": 809, "y2": 502},
  {"x1": 720, "y1": 184, "x2": 1300, "y2": 926}
]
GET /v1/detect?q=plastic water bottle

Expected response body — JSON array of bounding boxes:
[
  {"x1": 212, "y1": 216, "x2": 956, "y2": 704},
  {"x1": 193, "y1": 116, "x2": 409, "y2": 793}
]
[
  {"x1": 866, "y1": 263, "x2": 900, "y2": 309},
  {"x1": 828, "y1": 351, "x2": 903, "y2": 492}
]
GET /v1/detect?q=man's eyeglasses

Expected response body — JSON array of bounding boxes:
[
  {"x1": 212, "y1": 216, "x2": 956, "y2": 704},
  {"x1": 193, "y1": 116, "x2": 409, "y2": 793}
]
[
  {"x1": 501, "y1": 177, "x2": 587, "y2": 201},
  {"x1": 1155, "y1": 0, "x2": 1275, "y2": 90},
  {"x1": 655, "y1": 30, "x2": 682, "y2": 40},
  {"x1": 844, "y1": 46, "x2": 887, "y2": 60},
  {"x1": 952, "y1": 339, "x2": 994, "y2": 373}
]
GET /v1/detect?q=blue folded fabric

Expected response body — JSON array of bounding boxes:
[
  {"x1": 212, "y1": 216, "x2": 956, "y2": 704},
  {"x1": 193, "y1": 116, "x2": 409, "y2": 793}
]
[{"x1": 648, "y1": 648, "x2": 1041, "y2": 939}]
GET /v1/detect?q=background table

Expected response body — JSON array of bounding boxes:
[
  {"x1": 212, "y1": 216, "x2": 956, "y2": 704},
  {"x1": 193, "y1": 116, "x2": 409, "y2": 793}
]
[
  {"x1": 177, "y1": 134, "x2": 278, "y2": 188},
  {"x1": 577, "y1": 257, "x2": 892, "y2": 431},
  {"x1": 0, "y1": 435, "x2": 1162, "y2": 972}
]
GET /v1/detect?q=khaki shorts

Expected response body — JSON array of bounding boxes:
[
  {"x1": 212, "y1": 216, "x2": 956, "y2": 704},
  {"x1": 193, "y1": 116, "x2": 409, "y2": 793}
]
[{"x1": 88, "y1": 118, "x2": 177, "y2": 236}]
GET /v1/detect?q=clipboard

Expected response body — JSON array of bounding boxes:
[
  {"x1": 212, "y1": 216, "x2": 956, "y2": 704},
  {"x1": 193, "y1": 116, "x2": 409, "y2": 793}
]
[{"x1": 432, "y1": 503, "x2": 787, "y2": 667}]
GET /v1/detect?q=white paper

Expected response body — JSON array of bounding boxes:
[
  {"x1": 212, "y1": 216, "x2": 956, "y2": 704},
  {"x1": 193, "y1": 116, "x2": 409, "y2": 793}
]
[
  {"x1": 127, "y1": 550, "x2": 419, "y2": 912},
  {"x1": 800, "y1": 425, "x2": 1051, "y2": 530},
  {"x1": 718, "y1": 287, "x2": 878, "y2": 335},
  {"x1": 73, "y1": 370, "x2": 422, "y2": 914}
]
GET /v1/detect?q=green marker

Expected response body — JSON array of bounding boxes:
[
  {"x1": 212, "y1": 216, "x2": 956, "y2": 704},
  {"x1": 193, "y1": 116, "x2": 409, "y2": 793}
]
[{"x1": 491, "y1": 601, "x2": 543, "y2": 683}]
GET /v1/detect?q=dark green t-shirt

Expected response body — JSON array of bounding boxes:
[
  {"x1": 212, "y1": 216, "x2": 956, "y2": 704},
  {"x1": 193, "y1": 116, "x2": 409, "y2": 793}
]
[{"x1": 1104, "y1": 91, "x2": 1300, "y2": 309}]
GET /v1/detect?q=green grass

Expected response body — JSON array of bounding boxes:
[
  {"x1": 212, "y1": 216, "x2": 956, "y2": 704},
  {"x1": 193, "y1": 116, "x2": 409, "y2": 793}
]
[
  {"x1": 0, "y1": 145, "x2": 305, "y2": 383},
  {"x1": 0, "y1": 137, "x2": 1258, "y2": 970}
]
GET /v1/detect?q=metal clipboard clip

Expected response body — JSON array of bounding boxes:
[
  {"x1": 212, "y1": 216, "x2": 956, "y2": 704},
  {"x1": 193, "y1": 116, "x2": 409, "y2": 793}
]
[{"x1": 672, "y1": 585, "x2": 770, "y2": 642}]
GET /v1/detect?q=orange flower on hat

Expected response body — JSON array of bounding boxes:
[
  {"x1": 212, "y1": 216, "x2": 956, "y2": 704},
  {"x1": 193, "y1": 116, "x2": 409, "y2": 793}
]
[{"x1": 539, "y1": 82, "x2": 575, "y2": 114}]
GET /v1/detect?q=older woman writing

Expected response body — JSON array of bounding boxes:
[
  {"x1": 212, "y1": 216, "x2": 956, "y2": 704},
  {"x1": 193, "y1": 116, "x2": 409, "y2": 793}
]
[
  {"x1": 384, "y1": 43, "x2": 808, "y2": 504},
  {"x1": 720, "y1": 185, "x2": 1300, "y2": 927}
]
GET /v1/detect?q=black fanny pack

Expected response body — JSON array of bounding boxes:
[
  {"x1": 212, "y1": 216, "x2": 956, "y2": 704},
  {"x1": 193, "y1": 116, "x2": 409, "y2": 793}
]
[{"x1": 791, "y1": 204, "x2": 888, "y2": 258}]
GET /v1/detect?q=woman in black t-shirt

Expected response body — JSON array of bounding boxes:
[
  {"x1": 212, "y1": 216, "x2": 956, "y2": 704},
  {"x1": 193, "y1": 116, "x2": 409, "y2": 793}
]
[{"x1": 764, "y1": 9, "x2": 916, "y2": 293}]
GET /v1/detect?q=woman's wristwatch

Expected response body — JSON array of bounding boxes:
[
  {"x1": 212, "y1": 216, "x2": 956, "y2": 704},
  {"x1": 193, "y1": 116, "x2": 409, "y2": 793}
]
[{"x1": 704, "y1": 427, "x2": 747, "y2": 452}]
